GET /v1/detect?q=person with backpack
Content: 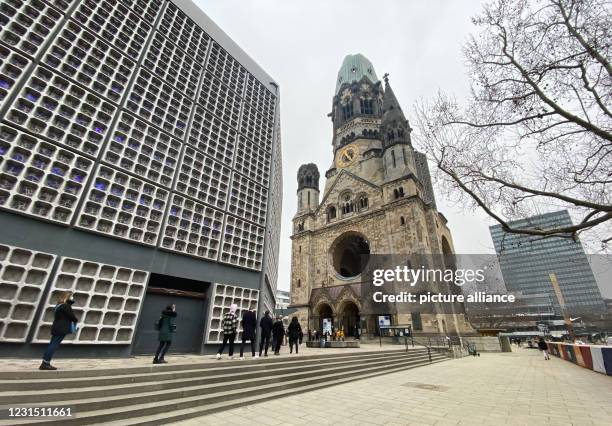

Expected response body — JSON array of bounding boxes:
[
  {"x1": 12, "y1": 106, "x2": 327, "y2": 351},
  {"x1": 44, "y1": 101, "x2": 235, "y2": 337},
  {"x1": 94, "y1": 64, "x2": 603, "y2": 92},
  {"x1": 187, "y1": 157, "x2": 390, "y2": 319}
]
[
  {"x1": 216, "y1": 304, "x2": 238, "y2": 360},
  {"x1": 153, "y1": 304, "x2": 177, "y2": 364},
  {"x1": 287, "y1": 316, "x2": 302, "y2": 355},
  {"x1": 40, "y1": 291, "x2": 78, "y2": 370},
  {"x1": 258, "y1": 310, "x2": 273, "y2": 357},
  {"x1": 239, "y1": 308, "x2": 258, "y2": 359},
  {"x1": 272, "y1": 316, "x2": 285, "y2": 355},
  {"x1": 538, "y1": 337, "x2": 550, "y2": 360}
]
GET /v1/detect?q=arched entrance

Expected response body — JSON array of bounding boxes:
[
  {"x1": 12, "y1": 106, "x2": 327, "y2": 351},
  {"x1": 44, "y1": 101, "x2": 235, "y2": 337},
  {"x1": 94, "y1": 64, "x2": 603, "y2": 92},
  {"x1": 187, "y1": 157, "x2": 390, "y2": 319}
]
[
  {"x1": 316, "y1": 303, "x2": 333, "y2": 334},
  {"x1": 339, "y1": 301, "x2": 360, "y2": 337}
]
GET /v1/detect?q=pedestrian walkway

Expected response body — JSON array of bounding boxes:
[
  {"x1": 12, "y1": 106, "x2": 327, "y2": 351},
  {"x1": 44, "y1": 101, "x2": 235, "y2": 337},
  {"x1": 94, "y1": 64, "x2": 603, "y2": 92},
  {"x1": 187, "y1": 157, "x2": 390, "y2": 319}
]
[{"x1": 174, "y1": 348, "x2": 612, "y2": 426}]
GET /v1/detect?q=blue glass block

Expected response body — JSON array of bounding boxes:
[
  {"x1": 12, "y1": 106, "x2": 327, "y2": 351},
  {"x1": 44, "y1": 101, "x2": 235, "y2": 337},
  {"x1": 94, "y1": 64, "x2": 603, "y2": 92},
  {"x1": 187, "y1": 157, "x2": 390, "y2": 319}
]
[
  {"x1": 11, "y1": 153, "x2": 25, "y2": 162},
  {"x1": 0, "y1": 146, "x2": 7, "y2": 155},
  {"x1": 0, "y1": 80, "x2": 10, "y2": 89},
  {"x1": 7, "y1": 163, "x2": 24, "y2": 175},
  {"x1": 47, "y1": 179, "x2": 60, "y2": 189},
  {"x1": 51, "y1": 167, "x2": 65, "y2": 176},
  {"x1": 26, "y1": 93, "x2": 39, "y2": 102},
  {"x1": 139, "y1": 196, "x2": 147, "y2": 206},
  {"x1": 72, "y1": 173, "x2": 83, "y2": 183},
  {"x1": 123, "y1": 202, "x2": 134, "y2": 211},
  {"x1": 170, "y1": 208, "x2": 178, "y2": 216},
  {"x1": 94, "y1": 181, "x2": 107, "y2": 191},
  {"x1": 111, "y1": 187, "x2": 123, "y2": 195},
  {"x1": 26, "y1": 172, "x2": 40, "y2": 182},
  {"x1": 111, "y1": 85, "x2": 121, "y2": 93},
  {"x1": 114, "y1": 134, "x2": 126, "y2": 143},
  {"x1": 107, "y1": 199, "x2": 119, "y2": 208},
  {"x1": 153, "y1": 202, "x2": 161, "y2": 210},
  {"x1": 94, "y1": 126, "x2": 103, "y2": 134}
]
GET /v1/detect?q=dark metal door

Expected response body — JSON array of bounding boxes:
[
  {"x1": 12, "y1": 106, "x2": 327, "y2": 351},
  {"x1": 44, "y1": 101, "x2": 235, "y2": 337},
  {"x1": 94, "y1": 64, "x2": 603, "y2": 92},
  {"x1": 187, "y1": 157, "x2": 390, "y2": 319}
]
[{"x1": 132, "y1": 292, "x2": 206, "y2": 354}]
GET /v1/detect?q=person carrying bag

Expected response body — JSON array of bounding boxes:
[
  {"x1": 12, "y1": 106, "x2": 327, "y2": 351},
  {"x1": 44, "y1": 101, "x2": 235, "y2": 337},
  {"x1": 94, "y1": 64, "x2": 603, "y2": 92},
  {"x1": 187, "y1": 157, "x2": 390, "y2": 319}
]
[{"x1": 40, "y1": 292, "x2": 78, "y2": 371}]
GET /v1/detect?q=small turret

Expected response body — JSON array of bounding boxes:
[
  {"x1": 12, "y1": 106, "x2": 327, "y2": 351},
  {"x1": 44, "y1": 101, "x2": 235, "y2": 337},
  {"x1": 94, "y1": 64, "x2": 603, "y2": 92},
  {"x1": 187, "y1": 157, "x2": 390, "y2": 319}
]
[{"x1": 297, "y1": 163, "x2": 320, "y2": 213}]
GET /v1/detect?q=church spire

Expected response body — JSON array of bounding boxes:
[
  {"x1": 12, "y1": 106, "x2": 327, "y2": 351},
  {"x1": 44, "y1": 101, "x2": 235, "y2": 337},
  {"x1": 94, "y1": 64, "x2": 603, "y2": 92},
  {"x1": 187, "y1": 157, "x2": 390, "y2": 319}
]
[{"x1": 381, "y1": 74, "x2": 411, "y2": 148}]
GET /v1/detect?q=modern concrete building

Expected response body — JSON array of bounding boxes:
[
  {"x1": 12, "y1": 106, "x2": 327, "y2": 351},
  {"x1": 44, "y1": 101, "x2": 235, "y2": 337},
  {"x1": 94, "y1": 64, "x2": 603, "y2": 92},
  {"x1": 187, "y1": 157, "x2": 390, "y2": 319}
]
[
  {"x1": 275, "y1": 289, "x2": 290, "y2": 311},
  {"x1": 490, "y1": 211, "x2": 605, "y2": 315},
  {"x1": 0, "y1": 0, "x2": 281, "y2": 356}
]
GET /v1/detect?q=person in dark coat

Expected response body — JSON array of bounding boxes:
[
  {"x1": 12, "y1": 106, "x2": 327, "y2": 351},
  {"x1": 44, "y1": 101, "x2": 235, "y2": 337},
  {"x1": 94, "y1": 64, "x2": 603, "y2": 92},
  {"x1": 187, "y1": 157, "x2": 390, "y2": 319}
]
[
  {"x1": 153, "y1": 304, "x2": 177, "y2": 364},
  {"x1": 259, "y1": 310, "x2": 273, "y2": 356},
  {"x1": 287, "y1": 317, "x2": 302, "y2": 354},
  {"x1": 538, "y1": 338, "x2": 550, "y2": 360},
  {"x1": 272, "y1": 316, "x2": 285, "y2": 355},
  {"x1": 239, "y1": 309, "x2": 258, "y2": 359},
  {"x1": 40, "y1": 292, "x2": 78, "y2": 370}
]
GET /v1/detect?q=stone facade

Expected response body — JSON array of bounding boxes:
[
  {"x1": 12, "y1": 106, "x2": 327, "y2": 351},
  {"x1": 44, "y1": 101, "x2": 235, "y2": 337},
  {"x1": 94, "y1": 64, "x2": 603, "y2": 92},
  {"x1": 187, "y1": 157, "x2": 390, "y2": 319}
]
[{"x1": 289, "y1": 54, "x2": 473, "y2": 337}]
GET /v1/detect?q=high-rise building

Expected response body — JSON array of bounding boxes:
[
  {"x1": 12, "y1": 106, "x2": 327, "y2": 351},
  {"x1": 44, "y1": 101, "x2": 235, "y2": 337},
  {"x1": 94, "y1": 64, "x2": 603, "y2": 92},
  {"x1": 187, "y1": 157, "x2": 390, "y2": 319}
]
[
  {"x1": 490, "y1": 211, "x2": 605, "y2": 314},
  {"x1": 0, "y1": 0, "x2": 281, "y2": 356},
  {"x1": 275, "y1": 289, "x2": 290, "y2": 311},
  {"x1": 289, "y1": 54, "x2": 473, "y2": 337}
]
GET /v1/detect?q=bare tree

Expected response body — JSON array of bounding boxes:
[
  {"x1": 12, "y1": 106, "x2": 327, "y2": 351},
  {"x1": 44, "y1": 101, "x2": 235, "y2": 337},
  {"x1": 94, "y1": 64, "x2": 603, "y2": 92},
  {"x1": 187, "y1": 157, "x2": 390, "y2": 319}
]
[{"x1": 414, "y1": 0, "x2": 611, "y2": 248}]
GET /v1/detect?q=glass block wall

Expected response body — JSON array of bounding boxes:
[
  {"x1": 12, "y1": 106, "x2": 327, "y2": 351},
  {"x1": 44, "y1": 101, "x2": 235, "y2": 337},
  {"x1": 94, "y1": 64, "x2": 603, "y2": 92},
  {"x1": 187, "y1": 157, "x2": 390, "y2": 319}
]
[{"x1": 0, "y1": 0, "x2": 281, "y2": 276}]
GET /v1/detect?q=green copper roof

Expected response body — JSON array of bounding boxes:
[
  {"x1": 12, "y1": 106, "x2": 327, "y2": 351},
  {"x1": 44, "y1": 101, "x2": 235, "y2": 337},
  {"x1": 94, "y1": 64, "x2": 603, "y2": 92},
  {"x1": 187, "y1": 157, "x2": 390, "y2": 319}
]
[{"x1": 335, "y1": 54, "x2": 379, "y2": 94}]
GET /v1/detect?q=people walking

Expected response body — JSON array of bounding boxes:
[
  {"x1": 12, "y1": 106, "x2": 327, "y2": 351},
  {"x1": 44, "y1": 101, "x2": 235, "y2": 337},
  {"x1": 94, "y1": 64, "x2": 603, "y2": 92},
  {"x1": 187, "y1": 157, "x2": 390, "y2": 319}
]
[
  {"x1": 538, "y1": 338, "x2": 550, "y2": 360},
  {"x1": 239, "y1": 308, "x2": 258, "y2": 359},
  {"x1": 287, "y1": 317, "x2": 302, "y2": 354},
  {"x1": 217, "y1": 304, "x2": 238, "y2": 360},
  {"x1": 153, "y1": 304, "x2": 177, "y2": 364},
  {"x1": 272, "y1": 316, "x2": 285, "y2": 355},
  {"x1": 40, "y1": 292, "x2": 78, "y2": 370},
  {"x1": 259, "y1": 310, "x2": 273, "y2": 357}
]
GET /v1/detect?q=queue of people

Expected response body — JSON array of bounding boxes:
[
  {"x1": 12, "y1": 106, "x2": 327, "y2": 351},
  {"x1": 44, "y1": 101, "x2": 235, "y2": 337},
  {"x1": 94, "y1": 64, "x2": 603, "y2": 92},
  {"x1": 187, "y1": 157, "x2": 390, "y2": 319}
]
[{"x1": 39, "y1": 291, "x2": 304, "y2": 370}]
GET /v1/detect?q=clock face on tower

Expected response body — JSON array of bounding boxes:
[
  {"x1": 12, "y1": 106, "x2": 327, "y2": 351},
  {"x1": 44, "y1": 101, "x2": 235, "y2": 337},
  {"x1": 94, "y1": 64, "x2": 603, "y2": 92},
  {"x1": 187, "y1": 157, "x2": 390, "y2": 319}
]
[{"x1": 336, "y1": 145, "x2": 359, "y2": 168}]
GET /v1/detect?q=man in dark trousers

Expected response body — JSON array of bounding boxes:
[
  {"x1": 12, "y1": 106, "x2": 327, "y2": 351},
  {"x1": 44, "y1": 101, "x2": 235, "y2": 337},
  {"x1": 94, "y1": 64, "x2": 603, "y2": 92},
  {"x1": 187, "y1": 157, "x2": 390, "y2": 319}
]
[
  {"x1": 258, "y1": 310, "x2": 273, "y2": 357},
  {"x1": 216, "y1": 303, "x2": 238, "y2": 360},
  {"x1": 272, "y1": 316, "x2": 285, "y2": 355},
  {"x1": 239, "y1": 309, "x2": 257, "y2": 359},
  {"x1": 153, "y1": 304, "x2": 177, "y2": 364}
]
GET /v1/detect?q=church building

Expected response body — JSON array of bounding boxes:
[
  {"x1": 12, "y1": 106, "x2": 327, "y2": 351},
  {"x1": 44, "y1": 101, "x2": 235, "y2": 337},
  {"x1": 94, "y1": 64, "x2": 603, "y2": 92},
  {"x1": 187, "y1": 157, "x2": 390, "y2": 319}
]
[{"x1": 289, "y1": 54, "x2": 473, "y2": 337}]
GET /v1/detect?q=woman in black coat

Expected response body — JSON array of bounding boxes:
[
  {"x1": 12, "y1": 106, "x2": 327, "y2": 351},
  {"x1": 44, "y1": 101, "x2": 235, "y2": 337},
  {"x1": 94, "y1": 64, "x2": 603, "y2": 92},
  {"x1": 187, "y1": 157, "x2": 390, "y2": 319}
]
[
  {"x1": 287, "y1": 317, "x2": 302, "y2": 354},
  {"x1": 40, "y1": 292, "x2": 78, "y2": 370},
  {"x1": 272, "y1": 317, "x2": 285, "y2": 355}
]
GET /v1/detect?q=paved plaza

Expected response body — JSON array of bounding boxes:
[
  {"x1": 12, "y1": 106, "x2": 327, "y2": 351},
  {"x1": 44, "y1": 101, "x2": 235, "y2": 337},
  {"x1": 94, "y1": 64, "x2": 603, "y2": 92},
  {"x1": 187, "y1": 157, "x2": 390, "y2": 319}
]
[{"x1": 173, "y1": 348, "x2": 612, "y2": 426}]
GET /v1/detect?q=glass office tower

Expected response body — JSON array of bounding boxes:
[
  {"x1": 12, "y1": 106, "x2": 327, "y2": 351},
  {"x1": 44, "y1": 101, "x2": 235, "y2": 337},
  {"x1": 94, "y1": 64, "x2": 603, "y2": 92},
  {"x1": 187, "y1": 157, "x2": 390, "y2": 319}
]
[
  {"x1": 0, "y1": 0, "x2": 281, "y2": 356},
  {"x1": 490, "y1": 211, "x2": 605, "y2": 315}
]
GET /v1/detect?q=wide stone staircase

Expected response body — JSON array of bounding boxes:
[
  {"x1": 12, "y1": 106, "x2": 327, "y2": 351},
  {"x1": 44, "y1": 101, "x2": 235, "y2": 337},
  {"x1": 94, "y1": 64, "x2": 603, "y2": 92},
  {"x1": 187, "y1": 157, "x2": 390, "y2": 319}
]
[{"x1": 0, "y1": 348, "x2": 449, "y2": 425}]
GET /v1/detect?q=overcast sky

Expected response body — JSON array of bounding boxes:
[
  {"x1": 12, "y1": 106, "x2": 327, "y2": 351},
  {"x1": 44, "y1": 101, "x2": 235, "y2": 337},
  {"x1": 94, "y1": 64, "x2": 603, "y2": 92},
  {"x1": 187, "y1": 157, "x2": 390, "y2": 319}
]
[{"x1": 196, "y1": 0, "x2": 611, "y2": 298}]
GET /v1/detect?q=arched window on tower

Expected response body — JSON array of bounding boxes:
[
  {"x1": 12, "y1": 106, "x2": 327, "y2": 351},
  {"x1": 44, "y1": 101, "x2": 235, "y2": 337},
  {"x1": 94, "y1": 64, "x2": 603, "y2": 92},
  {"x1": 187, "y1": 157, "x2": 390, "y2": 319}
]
[
  {"x1": 400, "y1": 216, "x2": 405, "y2": 225},
  {"x1": 394, "y1": 187, "x2": 405, "y2": 200},
  {"x1": 358, "y1": 195, "x2": 369, "y2": 210},
  {"x1": 297, "y1": 279, "x2": 301, "y2": 288},
  {"x1": 341, "y1": 103, "x2": 353, "y2": 120},
  {"x1": 391, "y1": 150, "x2": 397, "y2": 168},
  {"x1": 360, "y1": 98, "x2": 374, "y2": 115},
  {"x1": 327, "y1": 205, "x2": 337, "y2": 221}
]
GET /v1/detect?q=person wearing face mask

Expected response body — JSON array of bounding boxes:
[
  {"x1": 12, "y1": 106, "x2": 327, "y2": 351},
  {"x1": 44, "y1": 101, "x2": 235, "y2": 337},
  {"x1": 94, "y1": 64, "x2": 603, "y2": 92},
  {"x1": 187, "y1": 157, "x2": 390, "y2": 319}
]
[{"x1": 40, "y1": 291, "x2": 78, "y2": 370}]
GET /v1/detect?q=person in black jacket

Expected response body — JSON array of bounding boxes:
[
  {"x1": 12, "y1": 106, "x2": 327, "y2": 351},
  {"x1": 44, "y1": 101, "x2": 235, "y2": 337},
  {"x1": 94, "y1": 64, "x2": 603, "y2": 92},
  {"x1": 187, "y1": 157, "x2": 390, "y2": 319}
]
[
  {"x1": 287, "y1": 317, "x2": 302, "y2": 355},
  {"x1": 153, "y1": 304, "x2": 177, "y2": 364},
  {"x1": 239, "y1": 309, "x2": 258, "y2": 359},
  {"x1": 272, "y1": 316, "x2": 285, "y2": 355},
  {"x1": 258, "y1": 311, "x2": 273, "y2": 357},
  {"x1": 40, "y1": 292, "x2": 78, "y2": 370},
  {"x1": 538, "y1": 337, "x2": 550, "y2": 360}
]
